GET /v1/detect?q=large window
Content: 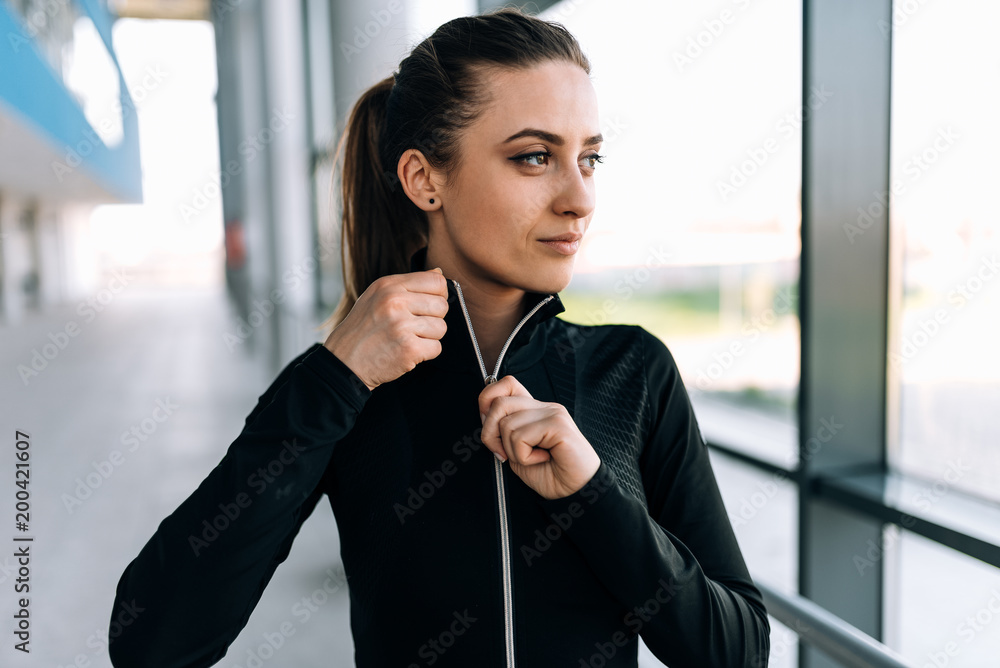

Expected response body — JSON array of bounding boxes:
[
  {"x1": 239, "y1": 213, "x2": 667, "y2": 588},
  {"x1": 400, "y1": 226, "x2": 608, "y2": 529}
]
[
  {"x1": 890, "y1": 0, "x2": 1000, "y2": 505},
  {"x1": 885, "y1": 2, "x2": 1000, "y2": 665}
]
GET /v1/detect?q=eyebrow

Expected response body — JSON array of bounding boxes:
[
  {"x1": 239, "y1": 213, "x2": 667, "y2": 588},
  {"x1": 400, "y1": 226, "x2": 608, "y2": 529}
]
[{"x1": 502, "y1": 128, "x2": 604, "y2": 147}]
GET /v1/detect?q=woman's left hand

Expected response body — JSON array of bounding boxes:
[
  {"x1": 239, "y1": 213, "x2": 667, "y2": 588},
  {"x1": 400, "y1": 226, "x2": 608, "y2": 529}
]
[{"x1": 478, "y1": 375, "x2": 601, "y2": 501}]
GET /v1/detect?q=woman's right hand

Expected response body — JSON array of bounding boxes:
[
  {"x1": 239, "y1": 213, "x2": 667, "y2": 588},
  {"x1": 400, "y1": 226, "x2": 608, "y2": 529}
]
[{"x1": 323, "y1": 267, "x2": 449, "y2": 392}]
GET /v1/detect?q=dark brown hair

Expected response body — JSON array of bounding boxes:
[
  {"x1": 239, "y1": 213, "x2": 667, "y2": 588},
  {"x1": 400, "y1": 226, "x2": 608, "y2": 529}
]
[{"x1": 317, "y1": 6, "x2": 590, "y2": 337}]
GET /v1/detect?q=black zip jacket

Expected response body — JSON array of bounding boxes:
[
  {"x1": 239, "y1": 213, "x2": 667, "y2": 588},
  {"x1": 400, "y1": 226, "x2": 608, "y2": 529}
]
[{"x1": 109, "y1": 245, "x2": 770, "y2": 667}]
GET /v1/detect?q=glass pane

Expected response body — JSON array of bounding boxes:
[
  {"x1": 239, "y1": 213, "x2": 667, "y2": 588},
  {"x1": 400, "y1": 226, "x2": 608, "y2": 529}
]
[
  {"x1": 709, "y1": 451, "x2": 798, "y2": 668},
  {"x1": 889, "y1": 0, "x2": 1000, "y2": 503},
  {"x1": 890, "y1": 530, "x2": 1000, "y2": 666},
  {"x1": 542, "y1": 0, "x2": 801, "y2": 466},
  {"x1": 709, "y1": 452, "x2": 798, "y2": 592}
]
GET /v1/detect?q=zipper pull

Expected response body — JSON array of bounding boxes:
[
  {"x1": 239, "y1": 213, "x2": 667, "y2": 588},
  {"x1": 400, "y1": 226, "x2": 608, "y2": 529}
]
[{"x1": 485, "y1": 374, "x2": 497, "y2": 385}]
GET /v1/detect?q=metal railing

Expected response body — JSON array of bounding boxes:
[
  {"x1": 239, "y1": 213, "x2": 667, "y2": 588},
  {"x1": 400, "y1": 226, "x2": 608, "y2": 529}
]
[{"x1": 755, "y1": 578, "x2": 914, "y2": 668}]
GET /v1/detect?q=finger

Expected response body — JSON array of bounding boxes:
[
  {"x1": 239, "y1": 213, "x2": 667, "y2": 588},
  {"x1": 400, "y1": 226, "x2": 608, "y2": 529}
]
[
  {"x1": 411, "y1": 314, "x2": 447, "y2": 341},
  {"x1": 404, "y1": 270, "x2": 449, "y2": 298},
  {"x1": 478, "y1": 375, "x2": 532, "y2": 418},
  {"x1": 409, "y1": 293, "x2": 450, "y2": 319},
  {"x1": 480, "y1": 395, "x2": 539, "y2": 461},
  {"x1": 494, "y1": 408, "x2": 555, "y2": 466}
]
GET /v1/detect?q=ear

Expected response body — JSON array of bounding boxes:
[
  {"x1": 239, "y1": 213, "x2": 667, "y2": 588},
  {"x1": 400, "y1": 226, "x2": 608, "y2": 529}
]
[{"x1": 397, "y1": 148, "x2": 443, "y2": 212}]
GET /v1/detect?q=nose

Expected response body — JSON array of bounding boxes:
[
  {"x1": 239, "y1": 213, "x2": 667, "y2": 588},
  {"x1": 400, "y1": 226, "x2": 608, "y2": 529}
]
[{"x1": 550, "y1": 160, "x2": 596, "y2": 221}]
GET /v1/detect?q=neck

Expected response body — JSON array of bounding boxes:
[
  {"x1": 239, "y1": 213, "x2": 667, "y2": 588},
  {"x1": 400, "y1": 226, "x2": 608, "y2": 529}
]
[
  {"x1": 455, "y1": 281, "x2": 530, "y2": 375},
  {"x1": 424, "y1": 246, "x2": 529, "y2": 375}
]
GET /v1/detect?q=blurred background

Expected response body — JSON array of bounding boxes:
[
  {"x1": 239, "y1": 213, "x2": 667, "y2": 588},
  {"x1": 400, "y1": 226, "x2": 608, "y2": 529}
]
[{"x1": 0, "y1": 0, "x2": 997, "y2": 666}]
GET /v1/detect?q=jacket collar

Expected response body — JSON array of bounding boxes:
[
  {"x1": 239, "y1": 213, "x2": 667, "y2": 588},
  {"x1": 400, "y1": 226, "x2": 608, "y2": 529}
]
[{"x1": 408, "y1": 245, "x2": 566, "y2": 377}]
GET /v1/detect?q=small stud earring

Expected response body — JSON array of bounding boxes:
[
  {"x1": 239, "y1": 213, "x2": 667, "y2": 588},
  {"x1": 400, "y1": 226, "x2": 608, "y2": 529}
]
[{"x1": 429, "y1": 199, "x2": 435, "y2": 204}]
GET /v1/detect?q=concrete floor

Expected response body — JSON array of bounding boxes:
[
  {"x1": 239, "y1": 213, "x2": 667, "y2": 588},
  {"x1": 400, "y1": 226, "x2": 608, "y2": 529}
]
[{"x1": 0, "y1": 284, "x2": 355, "y2": 667}]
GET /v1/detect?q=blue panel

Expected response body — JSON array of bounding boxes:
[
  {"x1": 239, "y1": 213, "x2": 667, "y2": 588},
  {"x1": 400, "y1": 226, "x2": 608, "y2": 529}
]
[{"x1": 0, "y1": 1, "x2": 142, "y2": 202}]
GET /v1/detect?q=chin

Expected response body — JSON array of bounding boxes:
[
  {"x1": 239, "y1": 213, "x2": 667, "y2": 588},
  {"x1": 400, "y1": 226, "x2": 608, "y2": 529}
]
[{"x1": 518, "y1": 267, "x2": 574, "y2": 295}]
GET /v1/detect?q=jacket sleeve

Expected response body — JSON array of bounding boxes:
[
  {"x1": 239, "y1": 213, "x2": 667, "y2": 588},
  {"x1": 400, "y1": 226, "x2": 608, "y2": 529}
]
[
  {"x1": 533, "y1": 327, "x2": 770, "y2": 667},
  {"x1": 108, "y1": 343, "x2": 371, "y2": 668}
]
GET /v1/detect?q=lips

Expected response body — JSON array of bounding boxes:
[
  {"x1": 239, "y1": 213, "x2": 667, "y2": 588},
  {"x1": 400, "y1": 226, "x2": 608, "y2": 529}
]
[
  {"x1": 538, "y1": 238, "x2": 581, "y2": 255},
  {"x1": 539, "y1": 233, "x2": 583, "y2": 242}
]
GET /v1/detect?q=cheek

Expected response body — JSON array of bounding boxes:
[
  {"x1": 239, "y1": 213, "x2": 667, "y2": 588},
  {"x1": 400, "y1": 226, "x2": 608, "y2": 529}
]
[
  {"x1": 449, "y1": 164, "x2": 549, "y2": 250},
  {"x1": 453, "y1": 165, "x2": 503, "y2": 216},
  {"x1": 456, "y1": 173, "x2": 526, "y2": 235}
]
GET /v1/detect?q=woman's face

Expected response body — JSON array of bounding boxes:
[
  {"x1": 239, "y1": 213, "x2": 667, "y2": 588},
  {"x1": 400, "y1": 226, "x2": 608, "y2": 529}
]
[{"x1": 418, "y1": 59, "x2": 602, "y2": 295}]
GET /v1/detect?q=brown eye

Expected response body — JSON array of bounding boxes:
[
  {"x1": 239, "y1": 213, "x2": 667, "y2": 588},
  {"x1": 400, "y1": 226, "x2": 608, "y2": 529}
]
[{"x1": 511, "y1": 151, "x2": 552, "y2": 166}]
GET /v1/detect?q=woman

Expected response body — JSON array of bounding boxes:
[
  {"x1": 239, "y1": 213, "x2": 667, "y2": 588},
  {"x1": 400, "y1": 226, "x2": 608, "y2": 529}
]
[{"x1": 109, "y1": 8, "x2": 770, "y2": 667}]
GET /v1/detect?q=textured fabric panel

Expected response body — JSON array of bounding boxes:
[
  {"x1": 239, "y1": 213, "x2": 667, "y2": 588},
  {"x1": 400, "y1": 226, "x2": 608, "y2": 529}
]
[{"x1": 543, "y1": 321, "x2": 650, "y2": 509}]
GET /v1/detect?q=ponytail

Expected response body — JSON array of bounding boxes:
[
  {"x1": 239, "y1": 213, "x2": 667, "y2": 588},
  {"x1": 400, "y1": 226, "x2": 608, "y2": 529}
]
[{"x1": 317, "y1": 74, "x2": 429, "y2": 337}]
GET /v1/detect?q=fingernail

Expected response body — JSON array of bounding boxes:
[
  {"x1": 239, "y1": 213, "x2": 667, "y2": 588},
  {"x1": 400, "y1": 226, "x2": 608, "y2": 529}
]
[
  {"x1": 494, "y1": 451, "x2": 506, "y2": 463},
  {"x1": 480, "y1": 412, "x2": 486, "y2": 424}
]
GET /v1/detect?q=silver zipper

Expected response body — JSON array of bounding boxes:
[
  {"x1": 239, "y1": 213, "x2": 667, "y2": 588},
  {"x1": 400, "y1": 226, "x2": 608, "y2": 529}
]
[{"x1": 451, "y1": 279, "x2": 554, "y2": 668}]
